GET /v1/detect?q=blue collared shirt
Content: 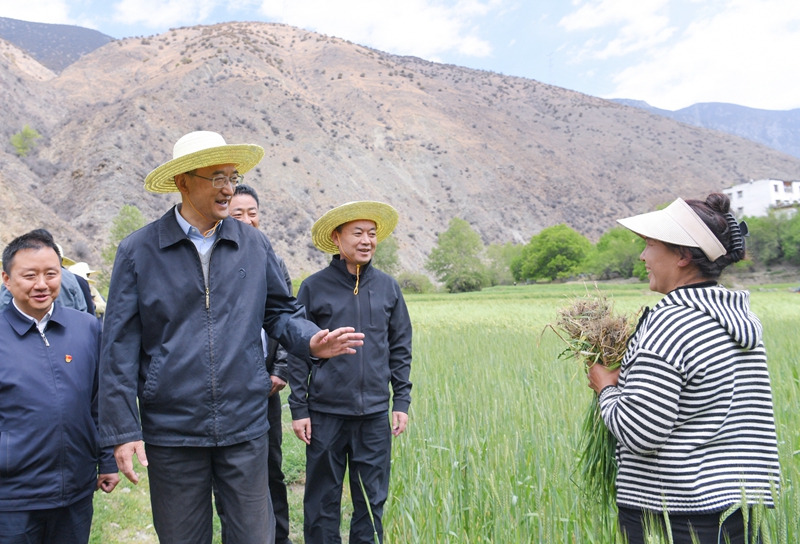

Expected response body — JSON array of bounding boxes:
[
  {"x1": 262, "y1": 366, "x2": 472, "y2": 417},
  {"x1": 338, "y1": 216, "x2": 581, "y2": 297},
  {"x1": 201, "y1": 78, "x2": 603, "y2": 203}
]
[{"x1": 174, "y1": 205, "x2": 218, "y2": 255}]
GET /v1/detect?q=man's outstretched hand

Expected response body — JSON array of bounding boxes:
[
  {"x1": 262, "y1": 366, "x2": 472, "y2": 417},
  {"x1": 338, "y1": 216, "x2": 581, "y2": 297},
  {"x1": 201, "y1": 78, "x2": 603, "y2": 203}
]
[{"x1": 309, "y1": 327, "x2": 364, "y2": 359}]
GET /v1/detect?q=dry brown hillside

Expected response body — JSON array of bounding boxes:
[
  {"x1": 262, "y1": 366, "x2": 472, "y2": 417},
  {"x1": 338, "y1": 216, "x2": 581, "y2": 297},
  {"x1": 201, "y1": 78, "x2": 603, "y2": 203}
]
[{"x1": 2, "y1": 22, "x2": 799, "y2": 275}]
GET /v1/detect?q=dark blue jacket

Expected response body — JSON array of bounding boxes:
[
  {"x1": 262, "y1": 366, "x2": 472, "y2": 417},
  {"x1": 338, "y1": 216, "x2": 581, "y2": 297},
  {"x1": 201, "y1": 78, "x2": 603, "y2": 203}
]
[
  {"x1": 288, "y1": 257, "x2": 412, "y2": 419},
  {"x1": 99, "y1": 207, "x2": 320, "y2": 448},
  {"x1": 0, "y1": 303, "x2": 117, "y2": 511}
]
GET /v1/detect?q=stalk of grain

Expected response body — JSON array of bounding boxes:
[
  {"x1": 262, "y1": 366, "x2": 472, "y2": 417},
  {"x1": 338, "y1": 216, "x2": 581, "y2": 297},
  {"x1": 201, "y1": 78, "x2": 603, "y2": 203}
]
[{"x1": 548, "y1": 289, "x2": 635, "y2": 515}]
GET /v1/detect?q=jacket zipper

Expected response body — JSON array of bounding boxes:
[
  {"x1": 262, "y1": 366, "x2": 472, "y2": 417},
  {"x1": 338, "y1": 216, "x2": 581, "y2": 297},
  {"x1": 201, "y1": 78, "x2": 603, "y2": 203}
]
[
  {"x1": 205, "y1": 240, "x2": 221, "y2": 442},
  {"x1": 356, "y1": 275, "x2": 364, "y2": 415},
  {"x1": 38, "y1": 326, "x2": 65, "y2": 502}
]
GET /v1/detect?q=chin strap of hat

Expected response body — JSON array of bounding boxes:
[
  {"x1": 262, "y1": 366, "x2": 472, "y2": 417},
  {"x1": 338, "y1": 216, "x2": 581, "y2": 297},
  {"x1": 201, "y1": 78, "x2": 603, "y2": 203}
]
[{"x1": 335, "y1": 233, "x2": 360, "y2": 295}]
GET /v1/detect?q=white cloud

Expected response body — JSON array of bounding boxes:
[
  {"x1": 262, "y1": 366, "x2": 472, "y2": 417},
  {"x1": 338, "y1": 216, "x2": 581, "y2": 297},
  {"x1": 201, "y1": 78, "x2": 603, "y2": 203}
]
[
  {"x1": 0, "y1": 0, "x2": 76, "y2": 25},
  {"x1": 560, "y1": 0, "x2": 674, "y2": 59},
  {"x1": 111, "y1": 0, "x2": 221, "y2": 28},
  {"x1": 607, "y1": 0, "x2": 800, "y2": 110},
  {"x1": 258, "y1": 0, "x2": 498, "y2": 59}
]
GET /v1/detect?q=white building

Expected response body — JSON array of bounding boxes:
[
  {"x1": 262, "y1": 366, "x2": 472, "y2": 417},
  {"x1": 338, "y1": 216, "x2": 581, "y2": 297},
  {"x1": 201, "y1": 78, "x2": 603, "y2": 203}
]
[{"x1": 723, "y1": 179, "x2": 800, "y2": 218}]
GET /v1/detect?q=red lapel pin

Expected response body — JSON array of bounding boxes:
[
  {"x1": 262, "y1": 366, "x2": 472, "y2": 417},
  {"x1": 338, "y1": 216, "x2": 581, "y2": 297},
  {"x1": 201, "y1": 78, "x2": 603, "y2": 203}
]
[{"x1": 65, "y1": 355, "x2": 73, "y2": 363}]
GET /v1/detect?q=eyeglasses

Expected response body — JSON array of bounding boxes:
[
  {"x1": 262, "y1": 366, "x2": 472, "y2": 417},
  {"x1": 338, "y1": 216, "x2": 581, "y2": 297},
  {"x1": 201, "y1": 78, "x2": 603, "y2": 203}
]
[{"x1": 189, "y1": 172, "x2": 244, "y2": 188}]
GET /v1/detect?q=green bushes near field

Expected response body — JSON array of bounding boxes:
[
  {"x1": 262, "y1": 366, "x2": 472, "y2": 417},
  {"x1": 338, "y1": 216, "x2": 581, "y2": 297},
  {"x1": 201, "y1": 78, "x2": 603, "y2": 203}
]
[
  {"x1": 418, "y1": 210, "x2": 799, "y2": 292},
  {"x1": 90, "y1": 283, "x2": 800, "y2": 543}
]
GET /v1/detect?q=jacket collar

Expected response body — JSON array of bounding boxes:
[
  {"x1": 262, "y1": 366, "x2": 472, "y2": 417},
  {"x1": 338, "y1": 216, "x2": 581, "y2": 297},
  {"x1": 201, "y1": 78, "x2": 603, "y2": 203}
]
[
  {"x1": 330, "y1": 254, "x2": 373, "y2": 278},
  {"x1": 158, "y1": 206, "x2": 241, "y2": 250},
  {"x1": 3, "y1": 302, "x2": 66, "y2": 336}
]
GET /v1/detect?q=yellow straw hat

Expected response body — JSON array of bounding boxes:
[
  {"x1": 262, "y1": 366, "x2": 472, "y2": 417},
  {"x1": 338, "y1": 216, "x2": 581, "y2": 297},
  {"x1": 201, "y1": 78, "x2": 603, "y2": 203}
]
[
  {"x1": 144, "y1": 131, "x2": 265, "y2": 193},
  {"x1": 54, "y1": 243, "x2": 76, "y2": 267},
  {"x1": 311, "y1": 201, "x2": 399, "y2": 254}
]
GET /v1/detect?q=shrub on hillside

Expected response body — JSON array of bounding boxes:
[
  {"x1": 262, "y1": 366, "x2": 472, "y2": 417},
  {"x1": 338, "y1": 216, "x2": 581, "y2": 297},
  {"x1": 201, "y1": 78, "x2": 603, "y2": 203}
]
[{"x1": 10, "y1": 125, "x2": 42, "y2": 157}]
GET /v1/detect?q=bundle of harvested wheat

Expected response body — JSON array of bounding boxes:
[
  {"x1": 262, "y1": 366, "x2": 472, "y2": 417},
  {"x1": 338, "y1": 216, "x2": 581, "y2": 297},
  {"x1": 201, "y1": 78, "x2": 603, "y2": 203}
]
[{"x1": 548, "y1": 289, "x2": 636, "y2": 513}]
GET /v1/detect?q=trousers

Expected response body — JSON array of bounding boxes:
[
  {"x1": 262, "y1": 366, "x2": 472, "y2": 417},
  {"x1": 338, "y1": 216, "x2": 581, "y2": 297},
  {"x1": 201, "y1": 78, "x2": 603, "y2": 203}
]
[
  {"x1": 0, "y1": 495, "x2": 93, "y2": 544},
  {"x1": 303, "y1": 411, "x2": 392, "y2": 544},
  {"x1": 146, "y1": 434, "x2": 275, "y2": 544},
  {"x1": 268, "y1": 391, "x2": 292, "y2": 544},
  {"x1": 618, "y1": 506, "x2": 762, "y2": 544}
]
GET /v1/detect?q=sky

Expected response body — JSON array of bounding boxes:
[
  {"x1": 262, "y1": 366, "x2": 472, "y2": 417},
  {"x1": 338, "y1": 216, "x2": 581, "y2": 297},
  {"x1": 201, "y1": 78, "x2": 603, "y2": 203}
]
[{"x1": 3, "y1": 0, "x2": 799, "y2": 111}]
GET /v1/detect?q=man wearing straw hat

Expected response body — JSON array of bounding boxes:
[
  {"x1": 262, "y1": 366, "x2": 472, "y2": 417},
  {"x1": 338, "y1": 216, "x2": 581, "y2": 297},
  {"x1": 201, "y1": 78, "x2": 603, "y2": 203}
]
[
  {"x1": 68, "y1": 262, "x2": 106, "y2": 318},
  {"x1": 288, "y1": 201, "x2": 412, "y2": 544},
  {"x1": 99, "y1": 131, "x2": 364, "y2": 544}
]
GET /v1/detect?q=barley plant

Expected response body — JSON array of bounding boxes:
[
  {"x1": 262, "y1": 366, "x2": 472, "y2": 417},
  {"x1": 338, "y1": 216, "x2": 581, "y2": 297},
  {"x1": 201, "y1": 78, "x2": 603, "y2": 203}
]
[{"x1": 91, "y1": 282, "x2": 800, "y2": 543}]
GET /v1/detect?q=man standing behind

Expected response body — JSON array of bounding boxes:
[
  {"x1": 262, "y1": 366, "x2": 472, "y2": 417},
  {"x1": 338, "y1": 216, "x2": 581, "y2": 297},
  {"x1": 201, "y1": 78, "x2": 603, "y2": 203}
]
[
  {"x1": 288, "y1": 201, "x2": 412, "y2": 544},
  {"x1": 99, "y1": 131, "x2": 364, "y2": 544},
  {"x1": 229, "y1": 184, "x2": 293, "y2": 544},
  {"x1": 0, "y1": 230, "x2": 118, "y2": 543}
]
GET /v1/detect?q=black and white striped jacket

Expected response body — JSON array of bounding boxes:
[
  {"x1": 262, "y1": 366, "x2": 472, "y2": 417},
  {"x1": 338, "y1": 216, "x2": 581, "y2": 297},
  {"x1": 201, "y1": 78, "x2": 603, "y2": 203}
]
[{"x1": 599, "y1": 283, "x2": 781, "y2": 514}]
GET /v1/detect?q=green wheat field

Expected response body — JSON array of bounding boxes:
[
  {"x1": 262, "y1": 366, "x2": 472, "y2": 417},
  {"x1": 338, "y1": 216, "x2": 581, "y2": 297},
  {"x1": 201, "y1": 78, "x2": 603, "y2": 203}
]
[{"x1": 89, "y1": 282, "x2": 800, "y2": 543}]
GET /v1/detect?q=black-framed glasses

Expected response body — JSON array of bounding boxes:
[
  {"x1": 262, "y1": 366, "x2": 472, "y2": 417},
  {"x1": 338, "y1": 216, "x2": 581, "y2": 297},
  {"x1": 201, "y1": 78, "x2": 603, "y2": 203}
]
[{"x1": 189, "y1": 172, "x2": 244, "y2": 188}]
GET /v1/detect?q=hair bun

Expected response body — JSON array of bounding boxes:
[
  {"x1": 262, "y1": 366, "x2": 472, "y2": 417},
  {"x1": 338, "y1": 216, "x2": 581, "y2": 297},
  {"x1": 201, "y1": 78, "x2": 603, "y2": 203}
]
[{"x1": 705, "y1": 193, "x2": 730, "y2": 214}]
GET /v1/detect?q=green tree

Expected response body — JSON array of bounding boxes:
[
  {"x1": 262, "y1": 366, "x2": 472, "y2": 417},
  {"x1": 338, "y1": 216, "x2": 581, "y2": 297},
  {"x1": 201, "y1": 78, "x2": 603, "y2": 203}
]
[
  {"x1": 10, "y1": 125, "x2": 42, "y2": 157},
  {"x1": 586, "y1": 226, "x2": 645, "y2": 280},
  {"x1": 512, "y1": 224, "x2": 591, "y2": 282},
  {"x1": 396, "y1": 271, "x2": 435, "y2": 294},
  {"x1": 102, "y1": 205, "x2": 148, "y2": 267},
  {"x1": 425, "y1": 218, "x2": 487, "y2": 293},
  {"x1": 485, "y1": 242, "x2": 523, "y2": 286},
  {"x1": 746, "y1": 212, "x2": 786, "y2": 266},
  {"x1": 781, "y1": 210, "x2": 800, "y2": 265},
  {"x1": 372, "y1": 234, "x2": 400, "y2": 277},
  {"x1": 98, "y1": 205, "x2": 147, "y2": 294}
]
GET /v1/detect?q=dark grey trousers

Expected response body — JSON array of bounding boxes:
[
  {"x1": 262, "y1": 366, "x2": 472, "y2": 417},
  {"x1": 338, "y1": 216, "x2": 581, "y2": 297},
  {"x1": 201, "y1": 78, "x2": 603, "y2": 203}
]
[
  {"x1": 146, "y1": 434, "x2": 275, "y2": 544},
  {"x1": 267, "y1": 392, "x2": 292, "y2": 544},
  {"x1": 303, "y1": 411, "x2": 392, "y2": 544}
]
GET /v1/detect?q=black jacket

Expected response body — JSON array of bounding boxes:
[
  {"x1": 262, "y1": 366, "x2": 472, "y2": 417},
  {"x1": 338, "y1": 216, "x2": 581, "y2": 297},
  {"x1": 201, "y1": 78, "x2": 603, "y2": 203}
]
[
  {"x1": 288, "y1": 257, "x2": 412, "y2": 419},
  {"x1": 99, "y1": 207, "x2": 320, "y2": 448},
  {"x1": 265, "y1": 256, "x2": 292, "y2": 382}
]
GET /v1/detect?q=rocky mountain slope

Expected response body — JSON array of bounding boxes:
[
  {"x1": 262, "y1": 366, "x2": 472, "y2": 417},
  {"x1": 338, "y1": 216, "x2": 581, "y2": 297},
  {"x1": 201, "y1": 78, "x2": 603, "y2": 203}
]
[
  {"x1": 3, "y1": 22, "x2": 800, "y2": 275},
  {"x1": 612, "y1": 99, "x2": 800, "y2": 160},
  {"x1": 0, "y1": 16, "x2": 113, "y2": 73}
]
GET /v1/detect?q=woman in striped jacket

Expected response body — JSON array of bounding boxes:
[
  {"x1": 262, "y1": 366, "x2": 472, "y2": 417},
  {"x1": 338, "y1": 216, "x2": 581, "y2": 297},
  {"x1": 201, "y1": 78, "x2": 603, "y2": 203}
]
[{"x1": 588, "y1": 193, "x2": 780, "y2": 544}]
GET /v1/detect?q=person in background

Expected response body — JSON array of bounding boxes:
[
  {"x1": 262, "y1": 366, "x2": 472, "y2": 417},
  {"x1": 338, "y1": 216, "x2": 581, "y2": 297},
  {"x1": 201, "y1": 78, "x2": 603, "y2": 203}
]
[
  {"x1": 0, "y1": 233, "x2": 92, "y2": 315},
  {"x1": 288, "y1": 201, "x2": 412, "y2": 544},
  {"x1": 228, "y1": 183, "x2": 294, "y2": 544},
  {"x1": 588, "y1": 193, "x2": 780, "y2": 544},
  {"x1": 99, "y1": 131, "x2": 364, "y2": 544},
  {"x1": 0, "y1": 229, "x2": 119, "y2": 543},
  {"x1": 68, "y1": 262, "x2": 106, "y2": 318}
]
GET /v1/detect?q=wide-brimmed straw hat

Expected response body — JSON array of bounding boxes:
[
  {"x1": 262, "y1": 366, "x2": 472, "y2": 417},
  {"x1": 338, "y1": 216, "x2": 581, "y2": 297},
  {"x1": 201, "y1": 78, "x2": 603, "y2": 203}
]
[
  {"x1": 311, "y1": 201, "x2": 398, "y2": 254},
  {"x1": 144, "y1": 131, "x2": 265, "y2": 193},
  {"x1": 54, "y1": 243, "x2": 76, "y2": 267},
  {"x1": 68, "y1": 262, "x2": 97, "y2": 280},
  {"x1": 617, "y1": 198, "x2": 726, "y2": 261}
]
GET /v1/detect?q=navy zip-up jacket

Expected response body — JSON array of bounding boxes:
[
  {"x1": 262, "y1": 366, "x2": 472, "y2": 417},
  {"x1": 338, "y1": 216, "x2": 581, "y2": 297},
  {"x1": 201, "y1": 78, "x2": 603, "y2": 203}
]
[
  {"x1": 99, "y1": 207, "x2": 320, "y2": 448},
  {"x1": 288, "y1": 257, "x2": 412, "y2": 419},
  {"x1": 0, "y1": 303, "x2": 117, "y2": 511}
]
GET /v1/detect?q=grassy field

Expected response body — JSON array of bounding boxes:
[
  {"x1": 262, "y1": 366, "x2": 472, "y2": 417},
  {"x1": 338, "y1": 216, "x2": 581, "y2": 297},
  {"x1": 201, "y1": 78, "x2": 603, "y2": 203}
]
[{"x1": 90, "y1": 281, "x2": 800, "y2": 543}]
